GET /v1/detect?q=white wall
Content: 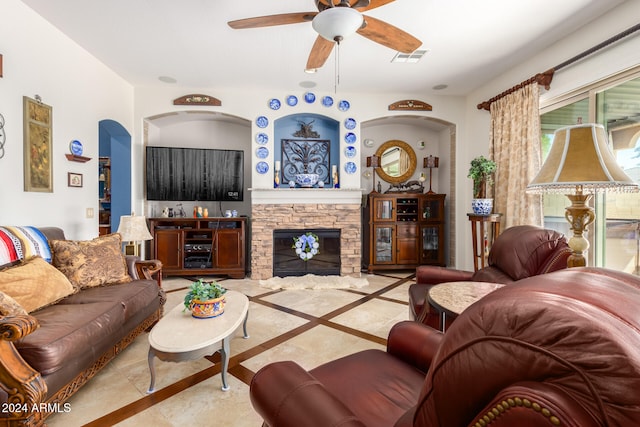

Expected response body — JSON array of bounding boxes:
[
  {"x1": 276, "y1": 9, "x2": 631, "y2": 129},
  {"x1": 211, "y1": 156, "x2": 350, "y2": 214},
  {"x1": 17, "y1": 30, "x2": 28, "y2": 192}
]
[{"x1": 0, "y1": 0, "x2": 133, "y2": 239}]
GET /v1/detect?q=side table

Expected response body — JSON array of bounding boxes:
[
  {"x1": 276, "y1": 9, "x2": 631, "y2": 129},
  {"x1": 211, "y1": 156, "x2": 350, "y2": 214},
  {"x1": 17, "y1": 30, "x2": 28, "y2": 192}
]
[
  {"x1": 427, "y1": 281, "x2": 505, "y2": 332},
  {"x1": 467, "y1": 213, "x2": 502, "y2": 271}
]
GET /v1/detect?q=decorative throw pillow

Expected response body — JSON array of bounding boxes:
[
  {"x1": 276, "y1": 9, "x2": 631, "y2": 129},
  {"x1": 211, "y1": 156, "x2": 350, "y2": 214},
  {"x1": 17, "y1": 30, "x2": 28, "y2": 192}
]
[
  {"x1": 0, "y1": 290, "x2": 28, "y2": 317},
  {"x1": 0, "y1": 256, "x2": 75, "y2": 313},
  {"x1": 50, "y1": 233, "x2": 132, "y2": 290}
]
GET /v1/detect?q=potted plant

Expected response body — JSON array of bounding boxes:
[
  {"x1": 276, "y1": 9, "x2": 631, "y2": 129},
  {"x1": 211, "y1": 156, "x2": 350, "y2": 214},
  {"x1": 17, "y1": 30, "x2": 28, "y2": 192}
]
[
  {"x1": 184, "y1": 279, "x2": 227, "y2": 319},
  {"x1": 468, "y1": 155, "x2": 497, "y2": 215}
]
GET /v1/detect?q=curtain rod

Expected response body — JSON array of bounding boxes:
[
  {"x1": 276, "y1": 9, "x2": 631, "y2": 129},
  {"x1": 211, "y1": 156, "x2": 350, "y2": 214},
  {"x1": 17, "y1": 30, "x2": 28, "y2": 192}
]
[{"x1": 477, "y1": 22, "x2": 640, "y2": 111}]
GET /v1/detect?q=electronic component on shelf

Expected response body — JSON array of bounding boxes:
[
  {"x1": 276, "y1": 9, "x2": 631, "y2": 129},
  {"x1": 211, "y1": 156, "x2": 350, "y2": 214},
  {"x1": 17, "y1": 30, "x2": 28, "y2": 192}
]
[
  {"x1": 184, "y1": 256, "x2": 212, "y2": 269},
  {"x1": 184, "y1": 244, "x2": 212, "y2": 252}
]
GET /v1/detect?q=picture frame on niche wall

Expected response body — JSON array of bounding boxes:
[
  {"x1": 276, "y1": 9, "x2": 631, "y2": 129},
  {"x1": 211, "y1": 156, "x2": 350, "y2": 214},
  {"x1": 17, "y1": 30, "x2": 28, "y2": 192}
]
[{"x1": 23, "y1": 96, "x2": 53, "y2": 192}]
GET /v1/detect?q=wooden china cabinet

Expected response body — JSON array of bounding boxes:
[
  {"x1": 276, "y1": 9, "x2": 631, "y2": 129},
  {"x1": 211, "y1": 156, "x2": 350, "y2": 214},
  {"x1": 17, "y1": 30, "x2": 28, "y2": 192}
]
[{"x1": 362, "y1": 193, "x2": 446, "y2": 272}]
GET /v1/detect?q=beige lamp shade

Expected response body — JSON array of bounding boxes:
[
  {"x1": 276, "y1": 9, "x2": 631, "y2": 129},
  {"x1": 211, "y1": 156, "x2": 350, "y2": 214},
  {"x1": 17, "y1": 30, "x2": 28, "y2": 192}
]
[
  {"x1": 527, "y1": 123, "x2": 637, "y2": 193},
  {"x1": 117, "y1": 214, "x2": 152, "y2": 243}
]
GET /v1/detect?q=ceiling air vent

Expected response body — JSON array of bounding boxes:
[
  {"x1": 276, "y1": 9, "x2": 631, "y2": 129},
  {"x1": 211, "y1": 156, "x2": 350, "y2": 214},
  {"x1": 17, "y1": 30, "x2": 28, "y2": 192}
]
[{"x1": 391, "y1": 49, "x2": 428, "y2": 63}]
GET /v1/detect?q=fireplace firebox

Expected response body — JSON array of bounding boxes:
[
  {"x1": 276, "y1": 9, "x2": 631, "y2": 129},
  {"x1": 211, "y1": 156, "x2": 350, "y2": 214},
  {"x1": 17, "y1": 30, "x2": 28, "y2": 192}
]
[{"x1": 273, "y1": 229, "x2": 341, "y2": 277}]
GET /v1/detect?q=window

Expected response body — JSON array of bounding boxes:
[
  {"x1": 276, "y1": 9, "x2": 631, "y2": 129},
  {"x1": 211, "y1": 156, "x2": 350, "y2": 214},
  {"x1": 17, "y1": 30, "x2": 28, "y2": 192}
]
[{"x1": 540, "y1": 72, "x2": 640, "y2": 274}]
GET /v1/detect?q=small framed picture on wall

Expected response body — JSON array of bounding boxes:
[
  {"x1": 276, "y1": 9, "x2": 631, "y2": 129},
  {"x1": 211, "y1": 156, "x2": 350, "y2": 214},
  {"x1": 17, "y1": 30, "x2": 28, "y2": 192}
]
[{"x1": 68, "y1": 172, "x2": 83, "y2": 188}]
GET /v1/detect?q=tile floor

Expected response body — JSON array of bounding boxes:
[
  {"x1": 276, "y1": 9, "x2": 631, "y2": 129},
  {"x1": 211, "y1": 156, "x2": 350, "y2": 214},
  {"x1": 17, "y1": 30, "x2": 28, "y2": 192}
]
[{"x1": 46, "y1": 271, "x2": 415, "y2": 426}]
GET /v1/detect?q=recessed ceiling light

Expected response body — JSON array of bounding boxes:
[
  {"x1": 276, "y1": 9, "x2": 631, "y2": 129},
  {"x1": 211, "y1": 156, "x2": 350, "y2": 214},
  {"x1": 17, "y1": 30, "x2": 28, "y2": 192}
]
[
  {"x1": 158, "y1": 76, "x2": 177, "y2": 84},
  {"x1": 391, "y1": 49, "x2": 429, "y2": 63},
  {"x1": 432, "y1": 84, "x2": 448, "y2": 90},
  {"x1": 299, "y1": 81, "x2": 317, "y2": 88}
]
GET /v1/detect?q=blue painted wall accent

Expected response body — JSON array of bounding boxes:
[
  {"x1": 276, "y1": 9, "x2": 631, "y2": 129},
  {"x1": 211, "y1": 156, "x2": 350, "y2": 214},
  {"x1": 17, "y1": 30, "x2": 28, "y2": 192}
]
[{"x1": 274, "y1": 113, "x2": 339, "y2": 185}]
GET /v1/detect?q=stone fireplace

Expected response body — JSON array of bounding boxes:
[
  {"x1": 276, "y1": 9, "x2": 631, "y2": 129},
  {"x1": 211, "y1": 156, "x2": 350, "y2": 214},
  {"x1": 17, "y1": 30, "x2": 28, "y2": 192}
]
[{"x1": 250, "y1": 192, "x2": 362, "y2": 279}]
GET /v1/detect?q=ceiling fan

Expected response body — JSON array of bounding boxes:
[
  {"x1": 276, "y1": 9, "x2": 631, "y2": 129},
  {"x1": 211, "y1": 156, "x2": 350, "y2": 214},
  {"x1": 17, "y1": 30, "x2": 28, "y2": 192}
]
[{"x1": 228, "y1": 0, "x2": 422, "y2": 70}]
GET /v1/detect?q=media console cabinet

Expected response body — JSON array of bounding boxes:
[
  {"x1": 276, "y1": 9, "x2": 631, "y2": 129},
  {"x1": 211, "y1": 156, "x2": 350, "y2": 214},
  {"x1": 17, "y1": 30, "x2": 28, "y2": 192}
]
[{"x1": 148, "y1": 217, "x2": 247, "y2": 278}]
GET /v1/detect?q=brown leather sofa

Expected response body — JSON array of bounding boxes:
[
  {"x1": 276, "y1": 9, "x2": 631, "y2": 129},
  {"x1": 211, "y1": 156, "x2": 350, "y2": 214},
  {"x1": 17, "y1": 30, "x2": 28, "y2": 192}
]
[
  {"x1": 0, "y1": 227, "x2": 165, "y2": 427},
  {"x1": 250, "y1": 267, "x2": 640, "y2": 427},
  {"x1": 409, "y1": 225, "x2": 571, "y2": 328}
]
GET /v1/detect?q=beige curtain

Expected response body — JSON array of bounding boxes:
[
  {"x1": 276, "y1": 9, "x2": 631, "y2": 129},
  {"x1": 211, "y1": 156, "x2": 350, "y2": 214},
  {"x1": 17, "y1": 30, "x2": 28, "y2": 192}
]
[{"x1": 489, "y1": 82, "x2": 543, "y2": 228}]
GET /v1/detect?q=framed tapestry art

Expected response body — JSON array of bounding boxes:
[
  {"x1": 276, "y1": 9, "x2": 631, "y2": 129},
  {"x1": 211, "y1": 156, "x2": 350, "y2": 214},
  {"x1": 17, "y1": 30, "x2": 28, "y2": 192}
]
[{"x1": 23, "y1": 96, "x2": 53, "y2": 192}]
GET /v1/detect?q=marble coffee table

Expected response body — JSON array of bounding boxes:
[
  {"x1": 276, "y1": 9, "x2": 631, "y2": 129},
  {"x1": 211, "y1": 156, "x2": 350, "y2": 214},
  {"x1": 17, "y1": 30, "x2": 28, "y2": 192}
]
[
  {"x1": 427, "y1": 281, "x2": 504, "y2": 332},
  {"x1": 147, "y1": 290, "x2": 249, "y2": 392}
]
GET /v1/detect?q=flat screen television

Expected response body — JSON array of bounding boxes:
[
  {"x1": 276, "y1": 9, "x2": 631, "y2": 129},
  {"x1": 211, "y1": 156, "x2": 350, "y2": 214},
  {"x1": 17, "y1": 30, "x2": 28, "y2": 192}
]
[{"x1": 145, "y1": 146, "x2": 244, "y2": 201}]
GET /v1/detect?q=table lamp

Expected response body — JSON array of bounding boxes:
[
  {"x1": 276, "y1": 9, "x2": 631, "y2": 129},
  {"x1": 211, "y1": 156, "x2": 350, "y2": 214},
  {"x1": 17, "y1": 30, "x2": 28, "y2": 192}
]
[
  {"x1": 366, "y1": 155, "x2": 380, "y2": 193},
  {"x1": 117, "y1": 213, "x2": 153, "y2": 257},
  {"x1": 527, "y1": 123, "x2": 638, "y2": 267},
  {"x1": 423, "y1": 155, "x2": 439, "y2": 195}
]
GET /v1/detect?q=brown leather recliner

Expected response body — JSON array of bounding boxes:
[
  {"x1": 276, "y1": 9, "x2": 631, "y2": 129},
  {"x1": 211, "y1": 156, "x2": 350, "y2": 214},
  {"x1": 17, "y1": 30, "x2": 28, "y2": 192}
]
[
  {"x1": 409, "y1": 224, "x2": 571, "y2": 328},
  {"x1": 250, "y1": 267, "x2": 640, "y2": 427}
]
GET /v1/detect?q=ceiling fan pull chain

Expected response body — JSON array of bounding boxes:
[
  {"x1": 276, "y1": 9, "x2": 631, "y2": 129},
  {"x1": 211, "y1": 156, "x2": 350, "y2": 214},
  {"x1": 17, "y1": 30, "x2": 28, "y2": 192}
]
[{"x1": 335, "y1": 40, "x2": 340, "y2": 94}]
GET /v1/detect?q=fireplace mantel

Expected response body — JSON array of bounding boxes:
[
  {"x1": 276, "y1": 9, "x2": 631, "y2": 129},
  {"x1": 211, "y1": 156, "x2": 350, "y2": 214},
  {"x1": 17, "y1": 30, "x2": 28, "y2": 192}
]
[{"x1": 249, "y1": 188, "x2": 364, "y2": 204}]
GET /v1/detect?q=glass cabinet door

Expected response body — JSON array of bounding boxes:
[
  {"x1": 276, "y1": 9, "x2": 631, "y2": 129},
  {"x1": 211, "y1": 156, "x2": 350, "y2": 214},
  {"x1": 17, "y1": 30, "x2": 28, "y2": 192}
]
[
  {"x1": 374, "y1": 225, "x2": 394, "y2": 263},
  {"x1": 421, "y1": 225, "x2": 440, "y2": 264},
  {"x1": 374, "y1": 198, "x2": 395, "y2": 221},
  {"x1": 421, "y1": 198, "x2": 442, "y2": 221}
]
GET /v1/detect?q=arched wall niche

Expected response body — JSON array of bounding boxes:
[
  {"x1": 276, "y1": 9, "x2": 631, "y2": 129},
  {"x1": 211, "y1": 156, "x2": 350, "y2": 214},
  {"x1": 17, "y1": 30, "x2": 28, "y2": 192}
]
[
  {"x1": 143, "y1": 110, "x2": 252, "y2": 218},
  {"x1": 361, "y1": 114, "x2": 457, "y2": 266},
  {"x1": 274, "y1": 113, "x2": 339, "y2": 186}
]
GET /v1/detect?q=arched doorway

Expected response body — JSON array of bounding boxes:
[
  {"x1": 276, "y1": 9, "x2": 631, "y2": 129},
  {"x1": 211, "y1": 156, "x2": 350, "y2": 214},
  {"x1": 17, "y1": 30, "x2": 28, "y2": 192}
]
[{"x1": 98, "y1": 119, "x2": 131, "y2": 234}]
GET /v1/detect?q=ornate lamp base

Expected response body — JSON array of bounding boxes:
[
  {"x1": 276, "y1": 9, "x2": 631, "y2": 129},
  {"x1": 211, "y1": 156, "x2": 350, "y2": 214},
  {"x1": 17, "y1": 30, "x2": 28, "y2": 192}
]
[{"x1": 564, "y1": 190, "x2": 595, "y2": 267}]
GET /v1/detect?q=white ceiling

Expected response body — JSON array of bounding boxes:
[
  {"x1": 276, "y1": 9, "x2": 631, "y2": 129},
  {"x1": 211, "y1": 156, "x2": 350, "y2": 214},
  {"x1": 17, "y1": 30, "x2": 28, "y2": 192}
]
[{"x1": 21, "y1": 0, "x2": 625, "y2": 96}]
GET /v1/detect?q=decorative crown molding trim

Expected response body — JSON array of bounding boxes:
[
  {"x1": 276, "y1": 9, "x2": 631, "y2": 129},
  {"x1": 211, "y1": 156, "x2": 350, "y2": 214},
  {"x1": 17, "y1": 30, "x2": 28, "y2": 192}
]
[
  {"x1": 173, "y1": 94, "x2": 221, "y2": 106},
  {"x1": 388, "y1": 99, "x2": 432, "y2": 111}
]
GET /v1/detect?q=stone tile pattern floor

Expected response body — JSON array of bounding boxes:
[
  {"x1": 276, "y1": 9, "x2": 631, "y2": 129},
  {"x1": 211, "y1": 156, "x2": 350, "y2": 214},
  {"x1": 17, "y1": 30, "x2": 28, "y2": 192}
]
[{"x1": 46, "y1": 271, "x2": 414, "y2": 427}]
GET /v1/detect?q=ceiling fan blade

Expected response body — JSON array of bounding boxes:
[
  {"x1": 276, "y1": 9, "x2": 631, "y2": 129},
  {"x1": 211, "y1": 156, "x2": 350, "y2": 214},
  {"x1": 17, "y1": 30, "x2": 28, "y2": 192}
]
[
  {"x1": 228, "y1": 12, "x2": 316, "y2": 29},
  {"x1": 357, "y1": 15, "x2": 421, "y2": 53},
  {"x1": 355, "y1": 0, "x2": 395, "y2": 12},
  {"x1": 306, "y1": 36, "x2": 335, "y2": 70}
]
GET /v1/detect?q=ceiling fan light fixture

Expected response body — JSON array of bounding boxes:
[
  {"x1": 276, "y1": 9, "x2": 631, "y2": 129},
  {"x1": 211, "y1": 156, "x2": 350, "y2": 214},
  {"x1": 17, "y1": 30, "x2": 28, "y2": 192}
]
[{"x1": 312, "y1": 7, "x2": 363, "y2": 42}]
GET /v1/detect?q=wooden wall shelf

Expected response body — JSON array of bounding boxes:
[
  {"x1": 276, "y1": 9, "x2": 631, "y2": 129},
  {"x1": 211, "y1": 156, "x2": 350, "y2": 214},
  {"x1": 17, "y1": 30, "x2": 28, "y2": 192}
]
[{"x1": 66, "y1": 154, "x2": 92, "y2": 163}]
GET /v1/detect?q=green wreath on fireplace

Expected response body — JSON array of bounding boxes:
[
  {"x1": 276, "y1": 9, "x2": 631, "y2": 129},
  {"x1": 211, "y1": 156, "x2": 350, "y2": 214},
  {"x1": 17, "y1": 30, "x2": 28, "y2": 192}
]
[{"x1": 292, "y1": 232, "x2": 320, "y2": 261}]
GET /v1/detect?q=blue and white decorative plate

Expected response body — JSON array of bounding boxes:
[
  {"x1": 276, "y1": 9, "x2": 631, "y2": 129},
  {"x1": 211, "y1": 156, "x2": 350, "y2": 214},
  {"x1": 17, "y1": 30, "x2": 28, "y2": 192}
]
[
  {"x1": 344, "y1": 118, "x2": 356, "y2": 130},
  {"x1": 344, "y1": 162, "x2": 357, "y2": 174},
  {"x1": 69, "y1": 139, "x2": 83, "y2": 156},
  {"x1": 269, "y1": 99, "x2": 281, "y2": 110},
  {"x1": 322, "y1": 96, "x2": 334, "y2": 107},
  {"x1": 256, "y1": 146, "x2": 269, "y2": 159},
  {"x1": 338, "y1": 100, "x2": 350, "y2": 111},
  {"x1": 256, "y1": 161, "x2": 269, "y2": 174},
  {"x1": 255, "y1": 132, "x2": 269, "y2": 145},
  {"x1": 286, "y1": 95, "x2": 298, "y2": 106},
  {"x1": 304, "y1": 92, "x2": 316, "y2": 103},
  {"x1": 344, "y1": 146, "x2": 357, "y2": 158},
  {"x1": 256, "y1": 116, "x2": 269, "y2": 128},
  {"x1": 344, "y1": 132, "x2": 357, "y2": 144}
]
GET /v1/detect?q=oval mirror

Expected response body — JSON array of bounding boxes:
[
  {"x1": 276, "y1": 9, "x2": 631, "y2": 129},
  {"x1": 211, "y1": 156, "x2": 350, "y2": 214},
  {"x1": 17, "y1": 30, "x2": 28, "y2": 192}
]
[{"x1": 375, "y1": 140, "x2": 417, "y2": 184}]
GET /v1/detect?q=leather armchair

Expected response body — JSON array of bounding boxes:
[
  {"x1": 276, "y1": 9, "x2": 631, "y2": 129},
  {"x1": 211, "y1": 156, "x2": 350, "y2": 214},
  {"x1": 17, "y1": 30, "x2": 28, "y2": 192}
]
[
  {"x1": 250, "y1": 268, "x2": 640, "y2": 427},
  {"x1": 409, "y1": 225, "x2": 571, "y2": 328}
]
